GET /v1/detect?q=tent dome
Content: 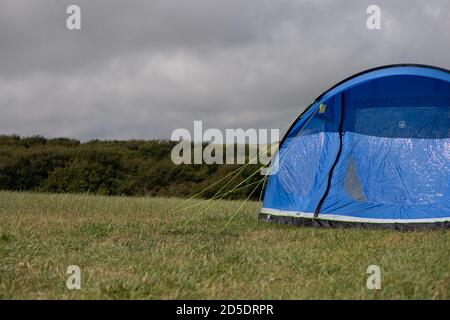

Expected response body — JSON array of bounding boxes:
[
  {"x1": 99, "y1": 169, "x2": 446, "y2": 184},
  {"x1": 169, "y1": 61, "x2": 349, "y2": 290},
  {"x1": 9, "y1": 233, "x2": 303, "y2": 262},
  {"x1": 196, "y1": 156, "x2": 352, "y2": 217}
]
[{"x1": 260, "y1": 64, "x2": 450, "y2": 229}]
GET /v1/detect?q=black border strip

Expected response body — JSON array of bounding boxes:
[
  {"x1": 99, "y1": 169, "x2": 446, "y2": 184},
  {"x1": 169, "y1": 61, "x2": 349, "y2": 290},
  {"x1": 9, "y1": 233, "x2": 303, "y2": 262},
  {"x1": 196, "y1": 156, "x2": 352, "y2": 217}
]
[
  {"x1": 0, "y1": 300, "x2": 446, "y2": 317},
  {"x1": 259, "y1": 213, "x2": 449, "y2": 230}
]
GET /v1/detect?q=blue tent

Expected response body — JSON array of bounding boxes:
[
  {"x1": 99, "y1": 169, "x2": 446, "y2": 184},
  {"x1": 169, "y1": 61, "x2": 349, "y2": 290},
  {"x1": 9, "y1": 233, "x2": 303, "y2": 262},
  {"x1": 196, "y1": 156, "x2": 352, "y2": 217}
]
[{"x1": 260, "y1": 64, "x2": 450, "y2": 229}]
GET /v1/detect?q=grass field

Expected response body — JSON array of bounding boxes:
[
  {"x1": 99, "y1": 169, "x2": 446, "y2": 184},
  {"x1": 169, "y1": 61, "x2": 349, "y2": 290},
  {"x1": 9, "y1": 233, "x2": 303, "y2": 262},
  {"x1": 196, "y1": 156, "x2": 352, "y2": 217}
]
[{"x1": 0, "y1": 191, "x2": 448, "y2": 299}]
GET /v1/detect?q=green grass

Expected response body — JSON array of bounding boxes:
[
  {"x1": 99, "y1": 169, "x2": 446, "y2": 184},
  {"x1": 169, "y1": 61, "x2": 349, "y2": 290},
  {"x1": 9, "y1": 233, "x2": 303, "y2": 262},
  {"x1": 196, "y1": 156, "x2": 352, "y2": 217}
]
[{"x1": 0, "y1": 191, "x2": 448, "y2": 299}]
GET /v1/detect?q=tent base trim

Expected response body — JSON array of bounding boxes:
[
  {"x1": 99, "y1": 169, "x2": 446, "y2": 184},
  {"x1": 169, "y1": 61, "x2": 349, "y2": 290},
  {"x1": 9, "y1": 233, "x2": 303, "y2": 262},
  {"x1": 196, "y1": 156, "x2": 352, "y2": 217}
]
[{"x1": 259, "y1": 210, "x2": 450, "y2": 230}]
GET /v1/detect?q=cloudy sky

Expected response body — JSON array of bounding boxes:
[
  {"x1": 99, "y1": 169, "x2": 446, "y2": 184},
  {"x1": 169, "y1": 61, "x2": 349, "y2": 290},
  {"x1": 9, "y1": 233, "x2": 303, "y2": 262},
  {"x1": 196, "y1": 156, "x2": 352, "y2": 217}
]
[{"x1": 0, "y1": 0, "x2": 449, "y2": 141}]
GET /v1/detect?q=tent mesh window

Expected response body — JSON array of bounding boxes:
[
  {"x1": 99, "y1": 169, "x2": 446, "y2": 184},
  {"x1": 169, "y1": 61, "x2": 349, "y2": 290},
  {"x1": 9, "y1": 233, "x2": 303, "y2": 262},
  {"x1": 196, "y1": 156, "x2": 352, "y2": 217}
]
[{"x1": 343, "y1": 153, "x2": 365, "y2": 202}]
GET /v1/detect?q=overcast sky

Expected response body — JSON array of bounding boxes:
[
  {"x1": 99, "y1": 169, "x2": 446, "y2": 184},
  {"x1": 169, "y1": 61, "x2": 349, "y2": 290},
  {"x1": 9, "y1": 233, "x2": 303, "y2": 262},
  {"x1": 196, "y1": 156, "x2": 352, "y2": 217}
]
[{"x1": 0, "y1": 0, "x2": 449, "y2": 141}]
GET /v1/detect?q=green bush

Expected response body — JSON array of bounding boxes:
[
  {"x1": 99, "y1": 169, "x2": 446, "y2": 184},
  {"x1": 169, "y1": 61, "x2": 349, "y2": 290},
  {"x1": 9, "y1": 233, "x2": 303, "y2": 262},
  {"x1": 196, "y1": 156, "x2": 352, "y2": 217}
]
[{"x1": 0, "y1": 135, "x2": 264, "y2": 199}]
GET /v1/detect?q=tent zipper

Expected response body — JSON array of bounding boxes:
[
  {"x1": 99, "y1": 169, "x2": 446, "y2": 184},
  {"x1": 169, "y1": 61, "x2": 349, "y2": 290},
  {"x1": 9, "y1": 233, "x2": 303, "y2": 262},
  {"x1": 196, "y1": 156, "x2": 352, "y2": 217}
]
[{"x1": 314, "y1": 92, "x2": 346, "y2": 218}]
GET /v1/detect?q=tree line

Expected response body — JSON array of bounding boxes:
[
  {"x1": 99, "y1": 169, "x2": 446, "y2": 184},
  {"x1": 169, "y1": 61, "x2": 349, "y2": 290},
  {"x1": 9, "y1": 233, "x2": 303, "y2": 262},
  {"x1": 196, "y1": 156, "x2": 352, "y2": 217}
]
[{"x1": 0, "y1": 135, "x2": 266, "y2": 199}]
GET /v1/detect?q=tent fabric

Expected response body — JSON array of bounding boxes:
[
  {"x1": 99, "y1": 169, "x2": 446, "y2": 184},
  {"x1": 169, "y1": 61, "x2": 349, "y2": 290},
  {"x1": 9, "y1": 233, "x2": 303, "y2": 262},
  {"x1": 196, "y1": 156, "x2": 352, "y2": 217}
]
[{"x1": 260, "y1": 65, "x2": 450, "y2": 229}]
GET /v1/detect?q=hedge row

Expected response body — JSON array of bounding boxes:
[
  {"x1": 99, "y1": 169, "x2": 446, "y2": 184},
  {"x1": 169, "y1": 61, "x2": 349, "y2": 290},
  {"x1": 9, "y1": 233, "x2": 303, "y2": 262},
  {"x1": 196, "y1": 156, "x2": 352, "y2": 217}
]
[{"x1": 0, "y1": 135, "x2": 265, "y2": 199}]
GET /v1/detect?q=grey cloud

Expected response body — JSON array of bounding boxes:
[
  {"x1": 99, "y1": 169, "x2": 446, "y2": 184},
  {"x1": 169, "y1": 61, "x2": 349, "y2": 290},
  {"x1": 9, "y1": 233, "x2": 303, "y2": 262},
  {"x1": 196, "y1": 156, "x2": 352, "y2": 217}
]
[{"x1": 0, "y1": 0, "x2": 449, "y2": 141}]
